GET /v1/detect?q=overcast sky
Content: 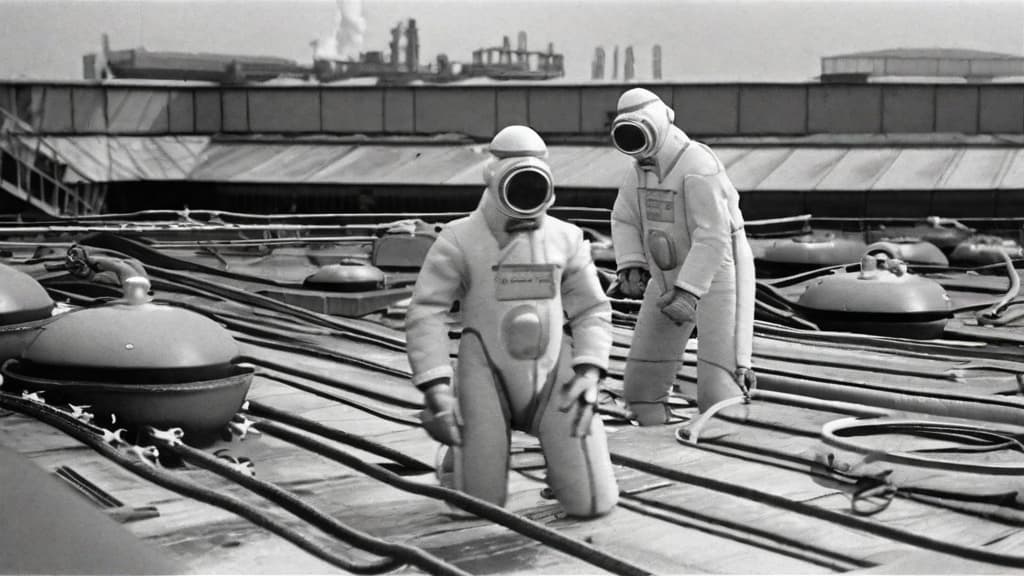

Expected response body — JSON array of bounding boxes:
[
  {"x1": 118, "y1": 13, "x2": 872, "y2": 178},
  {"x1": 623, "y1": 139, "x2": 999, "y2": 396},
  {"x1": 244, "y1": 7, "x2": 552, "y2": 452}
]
[{"x1": 1, "y1": 0, "x2": 1022, "y2": 82}]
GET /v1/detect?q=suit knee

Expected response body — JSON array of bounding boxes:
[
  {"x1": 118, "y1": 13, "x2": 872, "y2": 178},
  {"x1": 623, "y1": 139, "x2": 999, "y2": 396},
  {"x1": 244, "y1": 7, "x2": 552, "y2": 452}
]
[{"x1": 560, "y1": 486, "x2": 619, "y2": 519}]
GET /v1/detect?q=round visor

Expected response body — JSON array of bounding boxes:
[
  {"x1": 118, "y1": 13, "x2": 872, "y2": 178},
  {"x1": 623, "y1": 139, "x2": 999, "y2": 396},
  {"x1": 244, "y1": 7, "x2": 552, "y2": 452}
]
[
  {"x1": 611, "y1": 120, "x2": 652, "y2": 156},
  {"x1": 501, "y1": 167, "x2": 553, "y2": 216}
]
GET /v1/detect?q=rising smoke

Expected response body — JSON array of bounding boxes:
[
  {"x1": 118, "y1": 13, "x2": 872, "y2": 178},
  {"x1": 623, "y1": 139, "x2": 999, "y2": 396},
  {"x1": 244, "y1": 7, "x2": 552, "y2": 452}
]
[{"x1": 314, "y1": 0, "x2": 367, "y2": 61}]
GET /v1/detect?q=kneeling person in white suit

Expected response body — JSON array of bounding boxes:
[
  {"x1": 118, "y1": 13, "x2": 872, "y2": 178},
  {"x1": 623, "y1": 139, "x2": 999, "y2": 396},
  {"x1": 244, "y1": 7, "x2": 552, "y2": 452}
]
[{"x1": 405, "y1": 125, "x2": 619, "y2": 518}]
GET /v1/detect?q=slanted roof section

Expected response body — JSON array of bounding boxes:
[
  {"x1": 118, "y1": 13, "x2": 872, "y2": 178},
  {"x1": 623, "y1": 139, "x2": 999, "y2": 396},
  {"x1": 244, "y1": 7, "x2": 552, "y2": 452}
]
[
  {"x1": 22, "y1": 135, "x2": 1024, "y2": 193},
  {"x1": 828, "y1": 48, "x2": 1024, "y2": 61}
]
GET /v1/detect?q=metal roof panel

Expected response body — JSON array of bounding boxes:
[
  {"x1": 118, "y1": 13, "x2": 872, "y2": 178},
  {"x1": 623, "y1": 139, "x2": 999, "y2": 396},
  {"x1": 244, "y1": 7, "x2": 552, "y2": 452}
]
[
  {"x1": 938, "y1": 148, "x2": 1013, "y2": 190},
  {"x1": 725, "y1": 148, "x2": 794, "y2": 190},
  {"x1": 815, "y1": 148, "x2": 901, "y2": 190},
  {"x1": 997, "y1": 149, "x2": 1024, "y2": 189},
  {"x1": 872, "y1": 148, "x2": 960, "y2": 190},
  {"x1": 228, "y1": 145, "x2": 354, "y2": 182},
  {"x1": 756, "y1": 148, "x2": 848, "y2": 191},
  {"x1": 546, "y1": 146, "x2": 633, "y2": 188},
  {"x1": 190, "y1": 143, "x2": 290, "y2": 181}
]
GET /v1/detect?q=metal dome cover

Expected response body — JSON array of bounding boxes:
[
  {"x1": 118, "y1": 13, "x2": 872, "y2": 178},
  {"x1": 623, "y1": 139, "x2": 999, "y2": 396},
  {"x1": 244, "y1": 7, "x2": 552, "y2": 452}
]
[
  {"x1": 304, "y1": 261, "x2": 386, "y2": 292},
  {"x1": 21, "y1": 302, "x2": 238, "y2": 371},
  {"x1": 865, "y1": 239, "x2": 949, "y2": 266},
  {"x1": 0, "y1": 263, "x2": 54, "y2": 325},
  {"x1": 797, "y1": 267, "x2": 951, "y2": 315},
  {"x1": 760, "y1": 235, "x2": 867, "y2": 266}
]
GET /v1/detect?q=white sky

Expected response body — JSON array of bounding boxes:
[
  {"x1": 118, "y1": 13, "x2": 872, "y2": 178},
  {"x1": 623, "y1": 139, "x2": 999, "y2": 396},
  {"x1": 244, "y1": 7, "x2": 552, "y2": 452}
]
[{"x1": 1, "y1": 0, "x2": 1022, "y2": 81}]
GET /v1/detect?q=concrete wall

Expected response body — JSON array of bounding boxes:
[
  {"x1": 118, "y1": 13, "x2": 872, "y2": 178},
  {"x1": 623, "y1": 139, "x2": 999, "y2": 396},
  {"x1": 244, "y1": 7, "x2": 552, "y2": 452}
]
[{"x1": 2, "y1": 81, "x2": 1024, "y2": 137}]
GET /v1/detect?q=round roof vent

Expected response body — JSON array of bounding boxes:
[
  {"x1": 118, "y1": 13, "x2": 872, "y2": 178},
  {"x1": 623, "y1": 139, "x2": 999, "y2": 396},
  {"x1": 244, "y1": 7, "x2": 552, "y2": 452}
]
[
  {"x1": 303, "y1": 260, "x2": 386, "y2": 292},
  {"x1": 2, "y1": 277, "x2": 250, "y2": 439},
  {"x1": 0, "y1": 263, "x2": 53, "y2": 326},
  {"x1": 796, "y1": 255, "x2": 952, "y2": 339}
]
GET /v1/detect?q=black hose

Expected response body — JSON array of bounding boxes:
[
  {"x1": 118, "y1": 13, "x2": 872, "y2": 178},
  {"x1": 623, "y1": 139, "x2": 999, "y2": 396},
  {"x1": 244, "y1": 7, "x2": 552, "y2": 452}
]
[
  {"x1": 146, "y1": 430, "x2": 470, "y2": 576},
  {"x1": 610, "y1": 451, "x2": 1024, "y2": 569},
  {"x1": 0, "y1": 392, "x2": 403, "y2": 575},
  {"x1": 254, "y1": 371, "x2": 421, "y2": 426},
  {"x1": 235, "y1": 334, "x2": 412, "y2": 380},
  {"x1": 240, "y1": 356, "x2": 421, "y2": 410},
  {"x1": 254, "y1": 418, "x2": 654, "y2": 576},
  {"x1": 245, "y1": 400, "x2": 433, "y2": 473}
]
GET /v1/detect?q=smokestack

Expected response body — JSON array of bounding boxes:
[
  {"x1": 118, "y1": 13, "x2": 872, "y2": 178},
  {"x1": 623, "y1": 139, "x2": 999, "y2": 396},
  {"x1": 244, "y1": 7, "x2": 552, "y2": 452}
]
[
  {"x1": 405, "y1": 19, "x2": 419, "y2": 71},
  {"x1": 314, "y1": 0, "x2": 367, "y2": 61},
  {"x1": 592, "y1": 46, "x2": 605, "y2": 80},
  {"x1": 517, "y1": 31, "x2": 527, "y2": 64},
  {"x1": 612, "y1": 45, "x2": 619, "y2": 80},
  {"x1": 652, "y1": 44, "x2": 662, "y2": 80},
  {"x1": 624, "y1": 46, "x2": 635, "y2": 82},
  {"x1": 501, "y1": 35, "x2": 511, "y2": 65},
  {"x1": 389, "y1": 21, "x2": 403, "y2": 66}
]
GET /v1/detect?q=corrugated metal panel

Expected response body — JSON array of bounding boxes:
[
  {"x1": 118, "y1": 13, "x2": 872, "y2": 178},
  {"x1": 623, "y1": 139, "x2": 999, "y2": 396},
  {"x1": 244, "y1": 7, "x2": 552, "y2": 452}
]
[
  {"x1": 20, "y1": 136, "x2": 109, "y2": 182},
  {"x1": 21, "y1": 136, "x2": 208, "y2": 182},
  {"x1": 756, "y1": 148, "x2": 847, "y2": 191},
  {"x1": 230, "y1": 145, "x2": 353, "y2": 183},
  {"x1": 190, "y1": 143, "x2": 289, "y2": 181},
  {"x1": 997, "y1": 149, "x2": 1024, "y2": 189},
  {"x1": 726, "y1": 148, "x2": 793, "y2": 190},
  {"x1": 308, "y1": 146, "x2": 487, "y2": 185},
  {"x1": 16, "y1": 137, "x2": 1024, "y2": 193},
  {"x1": 383, "y1": 147, "x2": 488, "y2": 185},
  {"x1": 547, "y1": 146, "x2": 631, "y2": 188},
  {"x1": 713, "y1": 147, "x2": 751, "y2": 168},
  {"x1": 815, "y1": 148, "x2": 901, "y2": 191},
  {"x1": 872, "y1": 148, "x2": 960, "y2": 190},
  {"x1": 106, "y1": 90, "x2": 169, "y2": 133},
  {"x1": 939, "y1": 148, "x2": 1012, "y2": 189}
]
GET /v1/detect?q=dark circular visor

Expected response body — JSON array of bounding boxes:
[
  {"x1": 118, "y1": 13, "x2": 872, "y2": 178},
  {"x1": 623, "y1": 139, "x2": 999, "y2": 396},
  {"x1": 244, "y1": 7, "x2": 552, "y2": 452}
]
[
  {"x1": 502, "y1": 168, "x2": 552, "y2": 214},
  {"x1": 612, "y1": 122, "x2": 649, "y2": 154}
]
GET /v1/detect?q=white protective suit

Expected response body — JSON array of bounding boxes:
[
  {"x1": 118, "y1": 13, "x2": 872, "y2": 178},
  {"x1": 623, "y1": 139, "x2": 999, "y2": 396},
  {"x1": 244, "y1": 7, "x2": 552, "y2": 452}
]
[
  {"x1": 610, "y1": 88, "x2": 756, "y2": 425},
  {"x1": 406, "y1": 126, "x2": 618, "y2": 517}
]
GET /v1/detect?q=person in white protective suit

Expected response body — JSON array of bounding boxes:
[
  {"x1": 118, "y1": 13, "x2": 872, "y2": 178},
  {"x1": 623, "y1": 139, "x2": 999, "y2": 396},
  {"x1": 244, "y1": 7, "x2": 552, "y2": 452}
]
[
  {"x1": 609, "y1": 88, "x2": 757, "y2": 426},
  {"x1": 405, "y1": 125, "x2": 619, "y2": 517}
]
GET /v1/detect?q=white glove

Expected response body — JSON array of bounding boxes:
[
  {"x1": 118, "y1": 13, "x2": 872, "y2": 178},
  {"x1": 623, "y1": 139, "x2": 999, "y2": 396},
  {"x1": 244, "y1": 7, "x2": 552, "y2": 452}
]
[
  {"x1": 657, "y1": 287, "x2": 698, "y2": 326},
  {"x1": 559, "y1": 365, "x2": 602, "y2": 437},
  {"x1": 420, "y1": 380, "x2": 461, "y2": 446},
  {"x1": 735, "y1": 367, "x2": 757, "y2": 398}
]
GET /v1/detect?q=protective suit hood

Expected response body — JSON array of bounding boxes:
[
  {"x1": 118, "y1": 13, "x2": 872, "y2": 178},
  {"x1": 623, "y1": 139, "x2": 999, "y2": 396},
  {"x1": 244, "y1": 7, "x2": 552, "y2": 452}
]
[
  {"x1": 481, "y1": 126, "x2": 555, "y2": 227},
  {"x1": 610, "y1": 89, "x2": 689, "y2": 172}
]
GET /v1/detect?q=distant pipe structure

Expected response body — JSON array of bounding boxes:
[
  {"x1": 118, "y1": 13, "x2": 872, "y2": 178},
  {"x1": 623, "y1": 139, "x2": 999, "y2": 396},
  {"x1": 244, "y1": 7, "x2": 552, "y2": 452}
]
[
  {"x1": 653, "y1": 44, "x2": 662, "y2": 80},
  {"x1": 624, "y1": 45, "x2": 635, "y2": 82},
  {"x1": 404, "y1": 19, "x2": 419, "y2": 71},
  {"x1": 592, "y1": 46, "x2": 606, "y2": 80},
  {"x1": 612, "y1": 45, "x2": 619, "y2": 80}
]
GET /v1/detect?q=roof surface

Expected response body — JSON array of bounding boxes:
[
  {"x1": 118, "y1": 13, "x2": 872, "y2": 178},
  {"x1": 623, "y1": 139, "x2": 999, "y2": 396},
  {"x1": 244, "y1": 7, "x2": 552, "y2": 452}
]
[
  {"x1": 826, "y1": 48, "x2": 1024, "y2": 61},
  {"x1": 25, "y1": 135, "x2": 1024, "y2": 192}
]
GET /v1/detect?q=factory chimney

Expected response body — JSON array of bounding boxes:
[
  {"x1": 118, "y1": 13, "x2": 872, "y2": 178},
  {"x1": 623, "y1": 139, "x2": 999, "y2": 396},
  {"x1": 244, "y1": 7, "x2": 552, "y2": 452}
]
[
  {"x1": 592, "y1": 46, "x2": 606, "y2": 80},
  {"x1": 405, "y1": 19, "x2": 419, "y2": 71},
  {"x1": 624, "y1": 45, "x2": 635, "y2": 81}
]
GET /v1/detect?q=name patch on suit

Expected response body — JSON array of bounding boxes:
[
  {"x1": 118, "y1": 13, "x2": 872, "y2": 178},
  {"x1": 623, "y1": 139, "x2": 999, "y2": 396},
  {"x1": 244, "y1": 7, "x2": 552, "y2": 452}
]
[
  {"x1": 642, "y1": 188, "x2": 676, "y2": 223},
  {"x1": 493, "y1": 264, "x2": 557, "y2": 301}
]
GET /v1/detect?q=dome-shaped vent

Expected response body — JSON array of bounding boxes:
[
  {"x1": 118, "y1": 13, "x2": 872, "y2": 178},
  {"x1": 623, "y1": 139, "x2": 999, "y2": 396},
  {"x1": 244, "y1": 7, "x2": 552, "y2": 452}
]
[
  {"x1": 304, "y1": 260, "x2": 386, "y2": 292},
  {"x1": 949, "y1": 236, "x2": 1024, "y2": 268},
  {"x1": 796, "y1": 255, "x2": 952, "y2": 339},
  {"x1": 865, "y1": 238, "x2": 948, "y2": 266},
  {"x1": 0, "y1": 263, "x2": 53, "y2": 326},
  {"x1": 1, "y1": 278, "x2": 251, "y2": 439},
  {"x1": 756, "y1": 233, "x2": 866, "y2": 277}
]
